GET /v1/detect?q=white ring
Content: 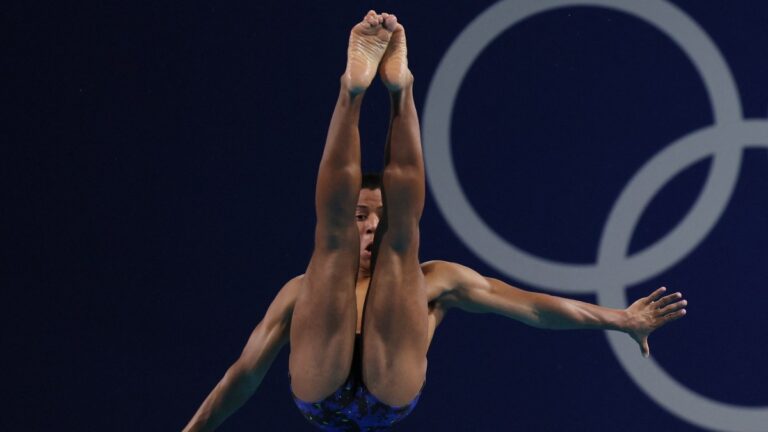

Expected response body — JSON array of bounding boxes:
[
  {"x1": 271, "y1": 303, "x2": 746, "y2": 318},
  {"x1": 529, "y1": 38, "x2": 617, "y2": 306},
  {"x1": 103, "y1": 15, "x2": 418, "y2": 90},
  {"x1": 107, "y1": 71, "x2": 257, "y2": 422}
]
[
  {"x1": 598, "y1": 121, "x2": 768, "y2": 431},
  {"x1": 423, "y1": 0, "x2": 741, "y2": 294},
  {"x1": 423, "y1": 0, "x2": 768, "y2": 430}
]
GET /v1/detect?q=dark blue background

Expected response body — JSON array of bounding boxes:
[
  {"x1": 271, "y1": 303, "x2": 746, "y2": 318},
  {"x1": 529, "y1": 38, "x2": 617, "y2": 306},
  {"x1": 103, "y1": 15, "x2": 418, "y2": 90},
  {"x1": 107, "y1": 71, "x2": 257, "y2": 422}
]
[{"x1": 6, "y1": 1, "x2": 768, "y2": 431}]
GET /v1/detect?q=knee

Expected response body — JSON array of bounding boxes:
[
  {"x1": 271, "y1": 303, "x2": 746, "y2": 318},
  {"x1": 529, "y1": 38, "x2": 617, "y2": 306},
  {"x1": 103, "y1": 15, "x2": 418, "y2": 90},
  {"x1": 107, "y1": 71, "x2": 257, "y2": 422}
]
[{"x1": 315, "y1": 219, "x2": 359, "y2": 252}]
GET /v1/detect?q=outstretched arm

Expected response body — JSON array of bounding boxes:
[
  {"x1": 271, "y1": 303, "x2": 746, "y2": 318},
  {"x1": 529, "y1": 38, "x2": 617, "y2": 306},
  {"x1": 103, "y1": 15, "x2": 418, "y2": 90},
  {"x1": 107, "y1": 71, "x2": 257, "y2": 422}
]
[
  {"x1": 182, "y1": 276, "x2": 300, "y2": 432},
  {"x1": 426, "y1": 261, "x2": 686, "y2": 357}
]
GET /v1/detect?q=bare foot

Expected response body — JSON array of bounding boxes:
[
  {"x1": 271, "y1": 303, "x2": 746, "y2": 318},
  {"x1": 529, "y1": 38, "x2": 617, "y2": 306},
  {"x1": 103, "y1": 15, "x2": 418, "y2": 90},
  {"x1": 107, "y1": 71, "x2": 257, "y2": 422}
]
[
  {"x1": 379, "y1": 14, "x2": 411, "y2": 91},
  {"x1": 344, "y1": 11, "x2": 394, "y2": 94}
]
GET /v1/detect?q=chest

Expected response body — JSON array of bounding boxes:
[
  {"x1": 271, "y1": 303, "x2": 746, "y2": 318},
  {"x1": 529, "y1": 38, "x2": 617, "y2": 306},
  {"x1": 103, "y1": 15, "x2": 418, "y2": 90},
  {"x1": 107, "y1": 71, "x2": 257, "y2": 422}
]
[{"x1": 354, "y1": 282, "x2": 368, "y2": 333}]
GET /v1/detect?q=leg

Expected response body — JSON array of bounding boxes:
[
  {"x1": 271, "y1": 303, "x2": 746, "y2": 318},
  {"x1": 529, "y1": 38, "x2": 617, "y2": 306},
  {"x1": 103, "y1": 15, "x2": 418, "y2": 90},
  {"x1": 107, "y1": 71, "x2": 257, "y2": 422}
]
[
  {"x1": 288, "y1": 11, "x2": 393, "y2": 402},
  {"x1": 361, "y1": 17, "x2": 430, "y2": 407}
]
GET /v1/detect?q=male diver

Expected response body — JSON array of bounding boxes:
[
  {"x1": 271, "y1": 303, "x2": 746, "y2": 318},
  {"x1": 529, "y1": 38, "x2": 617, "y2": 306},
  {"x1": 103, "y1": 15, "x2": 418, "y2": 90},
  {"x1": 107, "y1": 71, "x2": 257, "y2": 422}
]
[{"x1": 183, "y1": 11, "x2": 687, "y2": 431}]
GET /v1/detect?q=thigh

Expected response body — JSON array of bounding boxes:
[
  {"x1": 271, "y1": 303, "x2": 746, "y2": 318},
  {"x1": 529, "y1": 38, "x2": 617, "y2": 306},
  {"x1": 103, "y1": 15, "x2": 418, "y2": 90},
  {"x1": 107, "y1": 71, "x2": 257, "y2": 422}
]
[
  {"x1": 289, "y1": 225, "x2": 360, "y2": 402},
  {"x1": 361, "y1": 232, "x2": 429, "y2": 406}
]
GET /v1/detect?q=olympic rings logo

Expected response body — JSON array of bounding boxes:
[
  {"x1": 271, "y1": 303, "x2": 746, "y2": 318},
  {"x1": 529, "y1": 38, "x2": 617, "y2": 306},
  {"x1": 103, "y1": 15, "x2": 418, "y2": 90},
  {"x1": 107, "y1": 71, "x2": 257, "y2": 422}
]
[{"x1": 422, "y1": 1, "x2": 768, "y2": 430}]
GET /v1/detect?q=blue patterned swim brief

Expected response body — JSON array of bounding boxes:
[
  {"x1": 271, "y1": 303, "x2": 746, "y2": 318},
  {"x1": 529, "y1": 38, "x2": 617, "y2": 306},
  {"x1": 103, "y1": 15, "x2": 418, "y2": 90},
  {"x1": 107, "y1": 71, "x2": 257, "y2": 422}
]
[{"x1": 290, "y1": 334, "x2": 423, "y2": 431}]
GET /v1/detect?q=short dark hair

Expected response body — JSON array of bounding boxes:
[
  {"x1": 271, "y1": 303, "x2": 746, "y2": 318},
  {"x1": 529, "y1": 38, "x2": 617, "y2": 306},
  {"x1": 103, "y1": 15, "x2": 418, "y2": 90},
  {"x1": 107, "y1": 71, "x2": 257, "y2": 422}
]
[{"x1": 362, "y1": 172, "x2": 382, "y2": 190}]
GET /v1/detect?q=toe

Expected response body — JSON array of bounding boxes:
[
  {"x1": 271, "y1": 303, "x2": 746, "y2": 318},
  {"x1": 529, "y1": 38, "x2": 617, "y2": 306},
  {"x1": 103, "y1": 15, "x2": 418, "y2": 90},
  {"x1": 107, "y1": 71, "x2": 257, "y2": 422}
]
[
  {"x1": 383, "y1": 14, "x2": 398, "y2": 31},
  {"x1": 365, "y1": 11, "x2": 379, "y2": 26}
]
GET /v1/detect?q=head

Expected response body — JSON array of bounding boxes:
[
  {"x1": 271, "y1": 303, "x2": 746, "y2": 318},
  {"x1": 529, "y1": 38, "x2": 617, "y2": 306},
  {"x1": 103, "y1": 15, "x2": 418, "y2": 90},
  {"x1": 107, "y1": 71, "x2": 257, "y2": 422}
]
[{"x1": 357, "y1": 173, "x2": 383, "y2": 275}]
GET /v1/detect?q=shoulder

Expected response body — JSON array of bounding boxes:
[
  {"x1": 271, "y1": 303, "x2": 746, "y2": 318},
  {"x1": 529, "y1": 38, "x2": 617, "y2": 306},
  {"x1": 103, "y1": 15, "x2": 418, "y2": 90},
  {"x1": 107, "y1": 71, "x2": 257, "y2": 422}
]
[
  {"x1": 421, "y1": 259, "x2": 465, "y2": 276},
  {"x1": 421, "y1": 260, "x2": 458, "y2": 291},
  {"x1": 278, "y1": 274, "x2": 304, "y2": 302},
  {"x1": 280, "y1": 274, "x2": 304, "y2": 296},
  {"x1": 263, "y1": 274, "x2": 304, "y2": 322},
  {"x1": 421, "y1": 260, "x2": 487, "y2": 306},
  {"x1": 252, "y1": 274, "x2": 304, "y2": 346},
  {"x1": 421, "y1": 260, "x2": 483, "y2": 285}
]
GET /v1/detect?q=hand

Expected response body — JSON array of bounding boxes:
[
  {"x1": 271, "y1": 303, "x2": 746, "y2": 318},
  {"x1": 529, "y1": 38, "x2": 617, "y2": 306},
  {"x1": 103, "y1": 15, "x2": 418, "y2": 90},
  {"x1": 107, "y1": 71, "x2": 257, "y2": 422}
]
[{"x1": 625, "y1": 287, "x2": 687, "y2": 358}]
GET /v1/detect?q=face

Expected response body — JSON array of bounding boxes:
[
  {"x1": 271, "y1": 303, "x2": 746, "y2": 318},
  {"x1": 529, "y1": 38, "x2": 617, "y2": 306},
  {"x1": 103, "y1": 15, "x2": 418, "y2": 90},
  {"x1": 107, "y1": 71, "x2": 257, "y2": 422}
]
[{"x1": 355, "y1": 188, "x2": 383, "y2": 273}]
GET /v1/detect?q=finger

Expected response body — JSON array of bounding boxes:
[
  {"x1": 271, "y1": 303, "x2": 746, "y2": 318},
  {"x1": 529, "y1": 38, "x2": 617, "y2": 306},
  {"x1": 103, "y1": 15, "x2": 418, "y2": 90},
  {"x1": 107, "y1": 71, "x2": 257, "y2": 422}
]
[
  {"x1": 657, "y1": 299, "x2": 687, "y2": 316},
  {"x1": 661, "y1": 308, "x2": 687, "y2": 324},
  {"x1": 641, "y1": 337, "x2": 650, "y2": 358},
  {"x1": 645, "y1": 286, "x2": 667, "y2": 304},
  {"x1": 655, "y1": 292, "x2": 683, "y2": 308}
]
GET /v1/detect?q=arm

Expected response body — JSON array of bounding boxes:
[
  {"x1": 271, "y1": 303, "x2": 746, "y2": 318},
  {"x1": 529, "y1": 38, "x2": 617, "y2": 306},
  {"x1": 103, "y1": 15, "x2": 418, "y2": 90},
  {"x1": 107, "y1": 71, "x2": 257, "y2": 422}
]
[
  {"x1": 429, "y1": 261, "x2": 686, "y2": 357},
  {"x1": 182, "y1": 276, "x2": 301, "y2": 432}
]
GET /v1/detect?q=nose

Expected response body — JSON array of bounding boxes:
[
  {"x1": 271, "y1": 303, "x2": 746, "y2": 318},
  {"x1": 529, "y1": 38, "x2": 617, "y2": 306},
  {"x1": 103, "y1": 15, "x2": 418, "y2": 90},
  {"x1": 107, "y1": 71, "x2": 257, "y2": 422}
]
[{"x1": 365, "y1": 214, "x2": 379, "y2": 233}]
